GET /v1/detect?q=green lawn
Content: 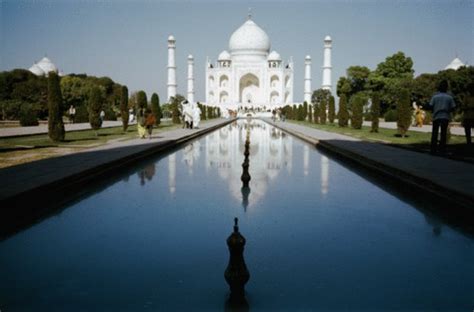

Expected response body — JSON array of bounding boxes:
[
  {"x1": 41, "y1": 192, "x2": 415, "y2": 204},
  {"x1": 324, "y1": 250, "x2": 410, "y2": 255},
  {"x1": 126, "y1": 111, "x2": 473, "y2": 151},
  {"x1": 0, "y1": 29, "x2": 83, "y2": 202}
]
[
  {"x1": 0, "y1": 121, "x2": 180, "y2": 150},
  {"x1": 290, "y1": 120, "x2": 465, "y2": 145}
]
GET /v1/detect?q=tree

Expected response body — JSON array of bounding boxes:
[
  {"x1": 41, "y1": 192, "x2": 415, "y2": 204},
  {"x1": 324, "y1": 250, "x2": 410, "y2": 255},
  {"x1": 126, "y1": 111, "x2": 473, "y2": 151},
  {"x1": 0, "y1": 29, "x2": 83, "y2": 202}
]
[
  {"x1": 351, "y1": 93, "x2": 364, "y2": 129},
  {"x1": 346, "y1": 66, "x2": 371, "y2": 97},
  {"x1": 137, "y1": 90, "x2": 147, "y2": 110},
  {"x1": 371, "y1": 92, "x2": 380, "y2": 133},
  {"x1": 88, "y1": 86, "x2": 103, "y2": 131},
  {"x1": 47, "y1": 72, "x2": 65, "y2": 141},
  {"x1": 311, "y1": 88, "x2": 331, "y2": 105},
  {"x1": 120, "y1": 86, "x2": 129, "y2": 131},
  {"x1": 313, "y1": 103, "x2": 320, "y2": 124},
  {"x1": 170, "y1": 94, "x2": 185, "y2": 123},
  {"x1": 207, "y1": 105, "x2": 213, "y2": 119},
  {"x1": 303, "y1": 101, "x2": 308, "y2": 121},
  {"x1": 397, "y1": 88, "x2": 411, "y2": 137},
  {"x1": 336, "y1": 77, "x2": 351, "y2": 97},
  {"x1": 308, "y1": 105, "x2": 313, "y2": 123},
  {"x1": 151, "y1": 93, "x2": 161, "y2": 126},
  {"x1": 337, "y1": 94, "x2": 349, "y2": 127},
  {"x1": 328, "y1": 95, "x2": 335, "y2": 123},
  {"x1": 320, "y1": 97, "x2": 327, "y2": 124}
]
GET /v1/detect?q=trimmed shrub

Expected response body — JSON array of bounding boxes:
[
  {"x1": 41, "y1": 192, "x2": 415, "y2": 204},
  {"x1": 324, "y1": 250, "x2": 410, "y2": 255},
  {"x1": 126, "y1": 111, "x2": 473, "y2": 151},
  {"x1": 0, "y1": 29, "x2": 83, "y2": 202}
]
[
  {"x1": 384, "y1": 109, "x2": 398, "y2": 122},
  {"x1": 397, "y1": 88, "x2": 411, "y2": 137},
  {"x1": 308, "y1": 105, "x2": 313, "y2": 123},
  {"x1": 320, "y1": 98, "x2": 327, "y2": 124},
  {"x1": 75, "y1": 105, "x2": 89, "y2": 123},
  {"x1": 351, "y1": 94, "x2": 364, "y2": 129},
  {"x1": 371, "y1": 92, "x2": 380, "y2": 133},
  {"x1": 19, "y1": 104, "x2": 39, "y2": 126},
  {"x1": 120, "y1": 86, "x2": 129, "y2": 131},
  {"x1": 137, "y1": 90, "x2": 147, "y2": 110},
  {"x1": 88, "y1": 86, "x2": 103, "y2": 131},
  {"x1": 313, "y1": 104, "x2": 320, "y2": 124},
  {"x1": 303, "y1": 101, "x2": 308, "y2": 121},
  {"x1": 151, "y1": 93, "x2": 161, "y2": 125},
  {"x1": 328, "y1": 95, "x2": 335, "y2": 123},
  {"x1": 47, "y1": 72, "x2": 65, "y2": 141},
  {"x1": 337, "y1": 94, "x2": 349, "y2": 127}
]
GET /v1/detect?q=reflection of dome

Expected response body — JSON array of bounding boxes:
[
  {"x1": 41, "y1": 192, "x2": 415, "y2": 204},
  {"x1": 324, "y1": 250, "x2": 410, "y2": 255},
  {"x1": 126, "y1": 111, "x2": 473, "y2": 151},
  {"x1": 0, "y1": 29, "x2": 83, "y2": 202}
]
[
  {"x1": 218, "y1": 50, "x2": 231, "y2": 61},
  {"x1": 268, "y1": 51, "x2": 281, "y2": 61},
  {"x1": 229, "y1": 19, "x2": 270, "y2": 54},
  {"x1": 29, "y1": 64, "x2": 45, "y2": 76},
  {"x1": 445, "y1": 57, "x2": 465, "y2": 70}
]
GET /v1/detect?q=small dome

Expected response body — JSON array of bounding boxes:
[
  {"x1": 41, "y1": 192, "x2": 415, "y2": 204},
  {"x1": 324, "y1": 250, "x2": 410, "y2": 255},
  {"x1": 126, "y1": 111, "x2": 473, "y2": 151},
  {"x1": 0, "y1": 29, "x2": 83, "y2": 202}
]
[
  {"x1": 188, "y1": 54, "x2": 194, "y2": 59},
  {"x1": 305, "y1": 55, "x2": 311, "y2": 60},
  {"x1": 268, "y1": 50, "x2": 281, "y2": 61},
  {"x1": 324, "y1": 35, "x2": 332, "y2": 42},
  {"x1": 29, "y1": 63, "x2": 45, "y2": 76},
  {"x1": 168, "y1": 35, "x2": 175, "y2": 41},
  {"x1": 218, "y1": 50, "x2": 231, "y2": 61},
  {"x1": 445, "y1": 57, "x2": 465, "y2": 70},
  {"x1": 229, "y1": 19, "x2": 270, "y2": 54},
  {"x1": 36, "y1": 57, "x2": 58, "y2": 75}
]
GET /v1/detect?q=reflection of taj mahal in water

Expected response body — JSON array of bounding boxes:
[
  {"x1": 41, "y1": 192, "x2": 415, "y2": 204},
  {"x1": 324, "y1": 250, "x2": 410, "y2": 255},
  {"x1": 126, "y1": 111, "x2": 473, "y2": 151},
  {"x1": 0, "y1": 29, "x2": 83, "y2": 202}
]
[
  {"x1": 166, "y1": 120, "x2": 330, "y2": 209},
  {"x1": 167, "y1": 12, "x2": 333, "y2": 109}
]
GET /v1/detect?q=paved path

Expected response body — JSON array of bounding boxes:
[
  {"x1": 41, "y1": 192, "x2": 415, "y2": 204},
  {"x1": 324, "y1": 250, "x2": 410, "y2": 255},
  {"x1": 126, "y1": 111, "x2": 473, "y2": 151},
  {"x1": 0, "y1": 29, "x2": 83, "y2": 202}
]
[
  {"x1": 0, "y1": 120, "x2": 127, "y2": 138},
  {"x1": 362, "y1": 120, "x2": 469, "y2": 136},
  {"x1": 0, "y1": 118, "x2": 233, "y2": 237},
  {"x1": 267, "y1": 119, "x2": 474, "y2": 210}
]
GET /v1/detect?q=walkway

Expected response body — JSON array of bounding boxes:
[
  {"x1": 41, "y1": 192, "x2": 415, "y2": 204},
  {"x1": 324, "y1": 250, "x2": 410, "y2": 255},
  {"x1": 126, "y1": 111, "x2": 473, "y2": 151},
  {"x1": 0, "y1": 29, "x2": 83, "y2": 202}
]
[
  {"x1": 362, "y1": 120, "x2": 469, "y2": 136},
  {"x1": 0, "y1": 118, "x2": 233, "y2": 237},
  {"x1": 0, "y1": 120, "x2": 126, "y2": 138},
  {"x1": 267, "y1": 120, "x2": 474, "y2": 210}
]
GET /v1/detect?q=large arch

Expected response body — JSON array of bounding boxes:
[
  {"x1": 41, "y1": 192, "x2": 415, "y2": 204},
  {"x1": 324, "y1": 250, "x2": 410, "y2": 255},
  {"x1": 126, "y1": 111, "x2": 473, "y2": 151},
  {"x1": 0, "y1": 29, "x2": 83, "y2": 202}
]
[
  {"x1": 219, "y1": 75, "x2": 229, "y2": 88},
  {"x1": 219, "y1": 91, "x2": 229, "y2": 103},
  {"x1": 239, "y1": 73, "x2": 260, "y2": 104}
]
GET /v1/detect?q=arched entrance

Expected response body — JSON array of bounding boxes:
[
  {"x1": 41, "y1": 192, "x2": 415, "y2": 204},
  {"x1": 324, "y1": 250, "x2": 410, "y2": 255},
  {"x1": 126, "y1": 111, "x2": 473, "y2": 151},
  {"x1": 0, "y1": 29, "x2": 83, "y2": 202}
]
[{"x1": 239, "y1": 73, "x2": 259, "y2": 104}]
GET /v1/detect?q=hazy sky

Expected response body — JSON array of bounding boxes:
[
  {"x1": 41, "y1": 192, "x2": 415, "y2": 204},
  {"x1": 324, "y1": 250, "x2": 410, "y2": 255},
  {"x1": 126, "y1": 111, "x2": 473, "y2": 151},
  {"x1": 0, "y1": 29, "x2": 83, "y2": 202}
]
[{"x1": 1, "y1": 0, "x2": 473, "y2": 102}]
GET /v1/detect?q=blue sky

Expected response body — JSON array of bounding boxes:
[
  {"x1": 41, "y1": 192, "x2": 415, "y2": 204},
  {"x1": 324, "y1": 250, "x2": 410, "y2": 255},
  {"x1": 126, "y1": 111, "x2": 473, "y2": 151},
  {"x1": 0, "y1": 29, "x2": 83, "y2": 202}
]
[{"x1": 1, "y1": 0, "x2": 473, "y2": 102}]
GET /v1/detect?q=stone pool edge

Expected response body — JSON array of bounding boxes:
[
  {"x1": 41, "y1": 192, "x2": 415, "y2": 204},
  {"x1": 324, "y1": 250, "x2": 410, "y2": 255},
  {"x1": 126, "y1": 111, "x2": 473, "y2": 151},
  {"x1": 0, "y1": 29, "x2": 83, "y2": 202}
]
[
  {"x1": 265, "y1": 119, "x2": 474, "y2": 212},
  {"x1": 0, "y1": 118, "x2": 236, "y2": 238}
]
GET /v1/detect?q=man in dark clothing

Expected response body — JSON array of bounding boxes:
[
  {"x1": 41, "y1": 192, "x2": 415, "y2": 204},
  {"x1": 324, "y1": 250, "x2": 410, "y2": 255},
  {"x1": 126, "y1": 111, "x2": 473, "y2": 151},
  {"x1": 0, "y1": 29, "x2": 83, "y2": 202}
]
[{"x1": 428, "y1": 80, "x2": 456, "y2": 155}]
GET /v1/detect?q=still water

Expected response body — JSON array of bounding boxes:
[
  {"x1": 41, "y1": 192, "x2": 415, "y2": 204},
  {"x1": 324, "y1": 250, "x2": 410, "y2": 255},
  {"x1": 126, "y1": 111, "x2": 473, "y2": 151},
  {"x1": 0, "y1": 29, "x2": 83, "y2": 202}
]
[{"x1": 1, "y1": 120, "x2": 473, "y2": 311}]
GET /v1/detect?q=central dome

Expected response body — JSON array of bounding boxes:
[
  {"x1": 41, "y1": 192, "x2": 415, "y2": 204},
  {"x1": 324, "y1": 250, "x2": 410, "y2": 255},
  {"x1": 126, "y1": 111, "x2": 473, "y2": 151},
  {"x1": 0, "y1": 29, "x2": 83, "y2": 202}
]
[{"x1": 229, "y1": 19, "x2": 270, "y2": 54}]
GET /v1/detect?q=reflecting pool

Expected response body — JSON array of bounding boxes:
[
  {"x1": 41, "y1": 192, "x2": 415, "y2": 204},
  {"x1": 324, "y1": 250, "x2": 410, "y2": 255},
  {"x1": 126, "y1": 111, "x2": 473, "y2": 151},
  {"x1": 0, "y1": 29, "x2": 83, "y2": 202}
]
[{"x1": 1, "y1": 120, "x2": 473, "y2": 311}]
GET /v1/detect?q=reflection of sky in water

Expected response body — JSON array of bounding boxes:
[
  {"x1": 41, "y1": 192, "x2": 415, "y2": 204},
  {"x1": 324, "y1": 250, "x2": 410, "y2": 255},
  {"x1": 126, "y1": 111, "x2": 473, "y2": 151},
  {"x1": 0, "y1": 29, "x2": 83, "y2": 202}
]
[{"x1": 0, "y1": 120, "x2": 473, "y2": 311}]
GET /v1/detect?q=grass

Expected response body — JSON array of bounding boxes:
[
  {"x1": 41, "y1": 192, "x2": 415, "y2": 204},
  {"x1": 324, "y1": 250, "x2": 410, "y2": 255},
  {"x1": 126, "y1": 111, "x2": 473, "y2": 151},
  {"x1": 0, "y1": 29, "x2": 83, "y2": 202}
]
[
  {"x1": 0, "y1": 121, "x2": 182, "y2": 168},
  {"x1": 0, "y1": 121, "x2": 180, "y2": 149},
  {"x1": 289, "y1": 120, "x2": 473, "y2": 162}
]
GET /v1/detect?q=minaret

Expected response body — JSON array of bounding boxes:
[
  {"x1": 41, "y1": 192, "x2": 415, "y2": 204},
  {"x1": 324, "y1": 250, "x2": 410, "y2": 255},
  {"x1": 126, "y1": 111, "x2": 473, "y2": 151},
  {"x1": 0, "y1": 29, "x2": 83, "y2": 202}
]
[
  {"x1": 167, "y1": 35, "x2": 177, "y2": 101},
  {"x1": 304, "y1": 55, "x2": 312, "y2": 103},
  {"x1": 322, "y1": 35, "x2": 332, "y2": 91},
  {"x1": 187, "y1": 54, "x2": 194, "y2": 103}
]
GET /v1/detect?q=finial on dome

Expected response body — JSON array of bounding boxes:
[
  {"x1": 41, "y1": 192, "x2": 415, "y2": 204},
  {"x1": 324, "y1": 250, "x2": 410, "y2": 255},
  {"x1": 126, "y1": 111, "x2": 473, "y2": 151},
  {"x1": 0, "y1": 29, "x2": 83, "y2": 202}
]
[{"x1": 248, "y1": 7, "x2": 252, "y2": 20}]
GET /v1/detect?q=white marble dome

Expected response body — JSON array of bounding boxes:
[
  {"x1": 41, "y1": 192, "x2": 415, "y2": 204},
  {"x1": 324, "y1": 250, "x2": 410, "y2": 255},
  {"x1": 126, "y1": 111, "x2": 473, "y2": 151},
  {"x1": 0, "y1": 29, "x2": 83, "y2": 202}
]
[
  {"x1": 445, "y1": 57, "x2": 465, "y2": 70},
  {"x1": 324, "y1": 35, "x2": 332, "y2": 42},
  {"x1": 168, "y1": 35, "x2": 175, "y2": 41},
  {"x1": 29, "y1": 63, "x2": 45, "y2": 76},
  {"x1": 218, "y1": 50, "x2": 231, "y2": 61},
  {"x1": 36, "y1": 57, "x2": 58, "y2": 75},
  {"x1": 229, "y1": 19, "x2": 270, "y2": 54},
  {"x1": 268, "y1": 50, "x2": 281, "y2": 61}
]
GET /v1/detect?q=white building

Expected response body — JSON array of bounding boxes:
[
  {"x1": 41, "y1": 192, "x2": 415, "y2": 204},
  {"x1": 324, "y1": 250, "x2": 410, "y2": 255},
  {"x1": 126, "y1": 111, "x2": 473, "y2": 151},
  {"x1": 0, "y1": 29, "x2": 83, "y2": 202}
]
[
  {"x1": 445, "y1": 57, "x2": 465, "y2": 70},
  {"x1": 29, "y1": 56, "x2": 61, "y2": 77},
  {"x1": 205, "y1": 15, "x2": 294, "y2": 109}
]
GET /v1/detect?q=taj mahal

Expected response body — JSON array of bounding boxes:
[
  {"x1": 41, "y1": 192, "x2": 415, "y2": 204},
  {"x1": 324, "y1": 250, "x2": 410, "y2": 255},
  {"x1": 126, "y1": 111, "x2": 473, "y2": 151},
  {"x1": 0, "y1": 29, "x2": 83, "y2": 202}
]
[{"x1": 166, "y1": 13, "x2": 333, "y2": 112}]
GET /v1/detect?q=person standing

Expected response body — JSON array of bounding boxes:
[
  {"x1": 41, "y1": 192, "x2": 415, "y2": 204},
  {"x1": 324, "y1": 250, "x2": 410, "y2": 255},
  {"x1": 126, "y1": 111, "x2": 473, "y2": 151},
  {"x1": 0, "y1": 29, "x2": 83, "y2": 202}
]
[
  {"x1": 145, "y1": 109, "x2": 156, "y2": 139},
  {"x1": 68, "y1": 105, "x2": 76, "y2": 124},
  {"x1": 137, "y1": 107, "x2": 147, "y2": 139},
  {"x1": 461, "y1": 94, "x2": 474, "y2": 145},
  {"x1": 428, "y1": 80, "x2": 456, "y2": 155}
]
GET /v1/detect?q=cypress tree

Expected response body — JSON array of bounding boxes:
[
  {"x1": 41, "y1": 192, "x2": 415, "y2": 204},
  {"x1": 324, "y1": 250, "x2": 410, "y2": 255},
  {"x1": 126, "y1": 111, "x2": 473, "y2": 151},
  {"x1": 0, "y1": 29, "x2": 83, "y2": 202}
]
[
  {"x1": 313, "y1": 104, "x2": 320, "y2": 124},
  {"x1": 320, "y1": 97, "x2": 327, "y2": 124},
  {"x1": 171, "y1": 96, "x2": 181, "y2": 124},
  {"x1": 151, "y1": 93, "x2": 161, "y2": 126},
  {"x1": 217, "y1": 107, "x2": 221, "y2": 117},
  {"x1": 207, "y1": 106, "x2": 213, "y2": 119},
  {"x1": 328, "y1": 95, "x2": 335, "y2": 123},
  {"x1": 397, "y1": 88, "x2": 411, "y2": 137},
  {"x1": 351, "y1": 94, "x2": 364, "y2": 129},
  {"x1": 199, "y1": 103, "x2": 207, "y2": 120},
  {"x1": 303, "y1": 101, "x2": 308, "y2": 121},
  {"x1": 370, "y1": 92, "x2": 380, "y2": 133},
  {"x1": 338, "y1": 94, "x2": 349, "y2": 127},
  {"x1": 120, "y1": 86, "x2": 129, "y2": 132},
  {"x1": 308, "y1": 105, "x2": 313, "y2": 123},
  {"x1": 47, "y1": 72, "x2": 65, "y2": 141},
  {"x1": 292, "y1": 105, "x2": 297, "y2": 120},
  {"x1": 88, "y1": 86, "x2": 103, "y2": 131},
  {"x1": 137, "y1": 90, "x2": 147, "y2": 110}
]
